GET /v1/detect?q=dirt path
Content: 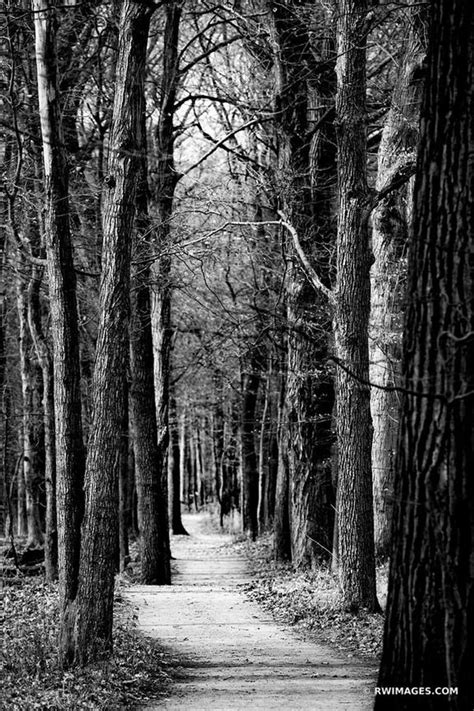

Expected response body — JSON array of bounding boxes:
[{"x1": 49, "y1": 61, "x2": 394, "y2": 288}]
[{"x1": 125, "y1": 514, "x2": 376, "y2": 710}]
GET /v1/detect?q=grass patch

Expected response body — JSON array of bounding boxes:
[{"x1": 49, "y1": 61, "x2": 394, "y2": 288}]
[
  {"x1": 241, "y1": 533, "x2": 386, "y2": 662},
  {"x1": 1, "y1": 576, "x2": 170, "y2": 710}
]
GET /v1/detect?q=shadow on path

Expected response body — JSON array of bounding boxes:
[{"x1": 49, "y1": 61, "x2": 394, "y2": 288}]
[{"x1": 125, "y1": 513, "x2": 376, "y2": 710}]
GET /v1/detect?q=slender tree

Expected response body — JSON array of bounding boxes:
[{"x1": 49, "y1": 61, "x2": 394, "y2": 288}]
[
  {"x1": 376, "y1": 0, "x2": 474, "y2": 706},
  {"x1": 241, "y1": 344, "x2": 262, "y2": 539},
  {"x1": 28, "y1": 262, "x2": 57, "y2": 579},
  {"x1": 169, "y1": 393, "x2": 188, "y2": 535},
  {"x1": 149, "y1": 0, "x2": 183, "y2": 563},
  {"x1": 16, "y1": 270, "x2": 44, "y2": 549}
]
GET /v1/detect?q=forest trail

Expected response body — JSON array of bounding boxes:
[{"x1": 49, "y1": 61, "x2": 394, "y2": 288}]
[{"x1": 125, "y1": 514, "x2": 377, "y2": 710}]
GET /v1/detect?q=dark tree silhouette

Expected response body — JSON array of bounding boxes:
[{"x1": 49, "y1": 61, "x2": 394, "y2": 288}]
[{"x1": 376, "y1": 0, "x2": 474, "y2": 707}]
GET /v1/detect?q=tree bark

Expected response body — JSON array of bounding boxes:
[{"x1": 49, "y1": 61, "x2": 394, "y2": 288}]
[
  {"x1": 17, "y1": 275, "x2": 44, "y2": 548},
  {"x1": 241, "y1": 347, "x2": 261, "y2": 539},
  {"x1": 274, "y1": 357, "x2": 291, "y2": 561},
  {"x1": 212, "y1": 370, "x2": 225, "y2": 524},
  {"x1": 272, "y1": 0, "x2": 336, "y2": 567},
  {"x1": 370, "y1": 3, "x2": 428, "y2": 561},
  {"x1": 333, "y1": 0, "x2": 378, "y2": 611},
  {"x1": 118, "y1": 399, "x2": 130, "y2": 573},
  {"x1": 71, "y1": 0, "x2": 155, "y2": 665},
  {"x1": 376, "y1": 1, "x2": 474, "y2": 706},
  {"x1": 149, "y1": 0, "x2": 183, "y2": 563},
  {"x1": 169, "y1": 395, "x2": 188, "y2": 535},
  {"x1": 130, "y1": 148, "x2": 171, "y2": 583},
  {"x1": 27, "y1": 264, "x2": 57, "y2": 579},
  {"x1": 33, "y1": 0, "x2": 86, "y2": 628}
]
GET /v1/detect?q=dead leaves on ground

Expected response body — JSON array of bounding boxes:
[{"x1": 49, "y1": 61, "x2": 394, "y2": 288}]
[
  {"x1": 243, "y1": 534, "x2": 386, "y2": 661},
  {"x1": 1, "y1": 578, "x2": 170, "y2": 710}
]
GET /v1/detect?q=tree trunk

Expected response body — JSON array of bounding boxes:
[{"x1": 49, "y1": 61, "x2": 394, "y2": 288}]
[
  {"x1": 118, "y1": 401, "x2": 130, "y2": 573},
  {"x1": 0, "y1": 129, "x2": 7, "y2": 538},
  {"x1": 28, "y1": 264, "x2": 57, "y2": 579},
  {"x1": 169, "y1": 395, "x2": 188, "y2": 535},
  {"x1": 258, "y1": 364, "x2": 279, "y2": 534},
  {"x1": 194, "y1": 427, "x2": 202, "y2": 511},
  {"x1": 179, "y1": 410, "x2": 188, "y2": 508},
  {"x1": 333, "y1": 0, "x2": 378, "y2": 612},
  {"x1": 33, "y1": 0, "x2": 86, "y2": 631},
  {"x1": 272, "y1": 0, "x2": 336, "y2": 567},
  {"x1": 376, "y1": 1, "x2": 474, "y2": 706},
  {"x1": 257, "y1": 363, "x2": 271, "y2": 532},
  {"x1": 370, "y1": 3, "x2": 427, "y2": 561},
  {"x1": 241, "y1": 348, "x2": 261, "y2": 539},
  {"x1": 274, "y1": 361, "x2": 291, "y2": 561},
  {"x1": 71, "y1": 0, "x2": 155, "y2": 666},
  {"x1": 212, "y1": 371, "x2": 225, "y2": 523},
  {"x1": 130, "y1": 154, "x2": 171, "y2": 583},
  {"x1": 149, "y1": 0, "x2": 183, "y2": 564},
  {"x1": 17, "y1": 276, "x2": 43, "y2": 548}
]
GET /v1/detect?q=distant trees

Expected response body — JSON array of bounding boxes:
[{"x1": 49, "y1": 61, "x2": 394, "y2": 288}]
[{"x1": 376, "y1": 0, "x2": 474, "y2": 705}]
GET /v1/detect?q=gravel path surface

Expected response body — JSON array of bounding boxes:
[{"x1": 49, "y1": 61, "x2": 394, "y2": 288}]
[{"x1": 125, "y1": 514, "x2": 376, "y2": 710}]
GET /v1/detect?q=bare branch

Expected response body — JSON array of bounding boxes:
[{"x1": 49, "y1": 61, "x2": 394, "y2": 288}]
[
  {"x1": 181, "y1": 116, "x2": 273, "y2": 176},
  {"x1": 277, "y1": 211, "x2": 336, "y2": 305},
  {"x1": 179, "y1": 35, "x2": 241, "y2": 76}
]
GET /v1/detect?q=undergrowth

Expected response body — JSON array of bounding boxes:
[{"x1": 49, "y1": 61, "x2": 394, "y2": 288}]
[
  {"x1": 240, "y1": 533, "x2": 386, "y2": 662},
  {"x1": 1, "y1": 577, "x2": 170, "y2": 710}
]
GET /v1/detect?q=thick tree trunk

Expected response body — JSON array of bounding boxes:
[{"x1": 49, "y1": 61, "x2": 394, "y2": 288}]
[
  {"x1": 333, "y1": 0, "x2": 378, "y2": 612},
  {"x1": 130, "y1": 166, "x2": 171, "y2": 583},
  {"x1": 0, "y1": 134, "x2": 7, "y2": 537},
  {"x1": 376, "y1": 2, "x2": 474, "y2": 707},
  {"x1": 71, "y1": 1, "x2": 155, "y2": 666},
  {"x1": 272, "y1": 0, "x2": 336, "y2": 567},
  {"x1": 33, "y1": 0, "x2": 85, "y2": 628},
  {"x1": 370, "y1": 3, "x2": 427, "y2": 561}
]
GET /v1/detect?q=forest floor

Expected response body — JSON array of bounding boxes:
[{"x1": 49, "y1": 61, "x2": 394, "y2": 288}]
[{"x1": 125, "y1": 513, "x2": 380, "y2": 710}]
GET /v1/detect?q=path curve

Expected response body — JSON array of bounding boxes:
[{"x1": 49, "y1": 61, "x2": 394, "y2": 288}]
[{"x1": 125, "y1": 514, "x2": 376, "y2": 710}]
